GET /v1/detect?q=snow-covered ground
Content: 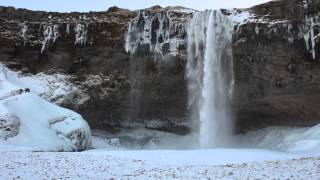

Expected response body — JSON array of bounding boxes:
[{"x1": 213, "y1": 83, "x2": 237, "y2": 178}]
[
  {"x1": 2, "y1": 123, "x2": 320, "y2": 179},
  {"x1": 1, "y1": 150, "x2": 319, "y2": 179},
  {"x1": 1, "y1": 64, "x2": 320, "y2": 179}
]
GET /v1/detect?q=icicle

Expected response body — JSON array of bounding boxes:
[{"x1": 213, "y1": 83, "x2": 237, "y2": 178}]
[
  {"x1": 255, "y1": 25, "x2": 260, "y2": 35},
  {"x1": 124, "y1": 9, "x2": 192, "y2": 61},
  {"x1": 303, "y1": 15, "x2": 318, "y2": 59},
  {"x1": 74, "y1": 24, "x2": 87, "y2": 46},
  {"x1": 66, "y1": 23, "x2": 70, "y2": 35},
  {"x1": 21, "y1": 23, "x2": 28, "y2": 45},
  {"x1": 41, "y1": 24, "x2": 59, "y2": 54},
  {"x1": 288, "y1": 37, "x2": 294, "y2": 44}
]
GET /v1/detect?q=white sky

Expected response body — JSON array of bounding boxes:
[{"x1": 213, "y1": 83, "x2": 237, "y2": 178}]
[{"x1": 0, "y1": 0, "x2": 272, "y2": 12}]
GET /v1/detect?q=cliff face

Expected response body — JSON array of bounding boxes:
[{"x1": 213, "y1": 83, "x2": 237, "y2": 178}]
[
  {"x1": 233, "y1": 0, "x2": 320, "y2": 132},
  {"x1": 0, "y1": 6, "x2": 136, "y2": 132},
  {"x1": 0, "y1": 0, "x2": 319, "y2": 134}
]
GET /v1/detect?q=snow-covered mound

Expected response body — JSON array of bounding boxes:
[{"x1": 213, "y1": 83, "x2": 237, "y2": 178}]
[
  {"x1": 0, "y1": 64, "x2": 91, "y2": 151},
  {"x1": 240, "y1": 125, "x2": 320, "y2": 154},
  {"x1": 0, "y1": 93, "x2": 91, "y2": 152}
]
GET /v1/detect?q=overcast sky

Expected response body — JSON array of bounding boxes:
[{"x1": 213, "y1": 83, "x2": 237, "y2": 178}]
[{"x1": 1, "y1": 0, "x2": 272, "y2": 12}]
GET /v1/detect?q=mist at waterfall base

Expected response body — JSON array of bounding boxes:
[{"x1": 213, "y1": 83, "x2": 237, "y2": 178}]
[{"x1": 90, "y1": 9, "x2": 320, "y2": 156}]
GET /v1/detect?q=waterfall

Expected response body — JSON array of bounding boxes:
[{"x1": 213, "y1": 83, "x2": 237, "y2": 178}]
[
  {"x1": 187, "y1": 10, "x2": 234, "y2": 148},
  {"x1": 186, "y1": 11, "x2": 210, "y2": 138}
]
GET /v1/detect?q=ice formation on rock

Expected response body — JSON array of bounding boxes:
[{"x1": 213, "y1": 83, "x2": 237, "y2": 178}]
[
  {"x1": 74, "y1": 15, "x2": 89, "y2": 46},
  {"x1": 75, "y1": 23, "x2": 87, "y2": 46},
  {"x1": 298, "y1": 0, "x2": 320, "y2": 59},
  {"x1": 66, "y1": 23, "x2": 70, "y2": 35},
  {"x1": 20, "y1": 23, "x2": 28, "y2": 45},
  {"x1": 124, "y1": 7, "x2": 193, "y2": 121},
  {"x1": 41, "y1": 22, "x2": 60, "y2": 53},
  {"x1": 302, "y1": 14, "x2": 319, "y2": 59},
  {"x1": 231, "y1": 7, "x2": 319, "y2": 60},
  {"x1": 125, "y1": 8, "x2": 192, "y2": 61}
]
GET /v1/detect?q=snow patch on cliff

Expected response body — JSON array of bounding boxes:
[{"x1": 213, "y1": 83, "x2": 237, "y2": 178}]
[
  {"x1": 0, "y1": 64, "x2": 87, "y2": 105},
  {"x1": 231, "y1": 10, "x2": 254, "y2": 24}
]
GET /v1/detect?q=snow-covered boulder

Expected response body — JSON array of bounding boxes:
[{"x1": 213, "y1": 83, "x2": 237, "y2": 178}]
[
  {"x1": 0, "y1": 93, "x2": 91, "y2": 151},
  {"x1": 0, "y1": 64, "x2": 91, "y2": 151}
]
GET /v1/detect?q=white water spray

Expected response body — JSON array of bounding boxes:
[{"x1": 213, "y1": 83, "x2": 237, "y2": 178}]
[
  {"x1": 187, "y1": 10, "x2": 234, "y2": 148},
  {"x1": 186, "y1": 11, "x2": 210, "y2": 132}
]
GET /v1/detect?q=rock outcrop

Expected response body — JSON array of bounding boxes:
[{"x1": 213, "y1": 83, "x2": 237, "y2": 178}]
[{"x1": 0, "y1": 0, "x2": 319, "y2": 134}]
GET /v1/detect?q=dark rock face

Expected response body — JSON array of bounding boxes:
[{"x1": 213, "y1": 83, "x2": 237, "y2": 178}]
[
  {"x1": 233, "y1": 0, "x2": 320, "y2": 132},
  {"x1": 0, "y1": 6, "x2": 135, "y2": 132},
  {"x1": 124, "y1": 7, "x2": 192, "y2": 134},
  {"x1": 0, "y1": 0, "x2": 319, "y2": 134},
  {"x1": 0, "y1": 6, "x2": 191, "y2": 134}
]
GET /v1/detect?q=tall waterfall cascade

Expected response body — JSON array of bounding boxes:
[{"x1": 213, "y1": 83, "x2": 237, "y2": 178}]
[{"x1": 187, "y1": 10, "x2": 234, "y2": 148}]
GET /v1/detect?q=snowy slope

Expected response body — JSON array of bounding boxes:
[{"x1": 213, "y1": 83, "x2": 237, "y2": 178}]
[
  {"x1": 240, "y1": 125, "x2": 320, "y2": 154},
  {"x1": 0, "y1": 64, "x2": 91, "y2": 151}
]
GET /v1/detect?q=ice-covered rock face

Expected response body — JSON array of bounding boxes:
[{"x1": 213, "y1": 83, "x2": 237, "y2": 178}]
[
  {"x1": 125, "y1": 7, "x2": 193, "y2": 61},
  {"x1": 233, "y1": 1, "x2": 320, "y2": 60},
  {"x1": 302, "y1": 13, "x2": 320, "y2": 59},
  {"x1": 22, "y1": 14, "x2": 91, "y2": 53}
]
